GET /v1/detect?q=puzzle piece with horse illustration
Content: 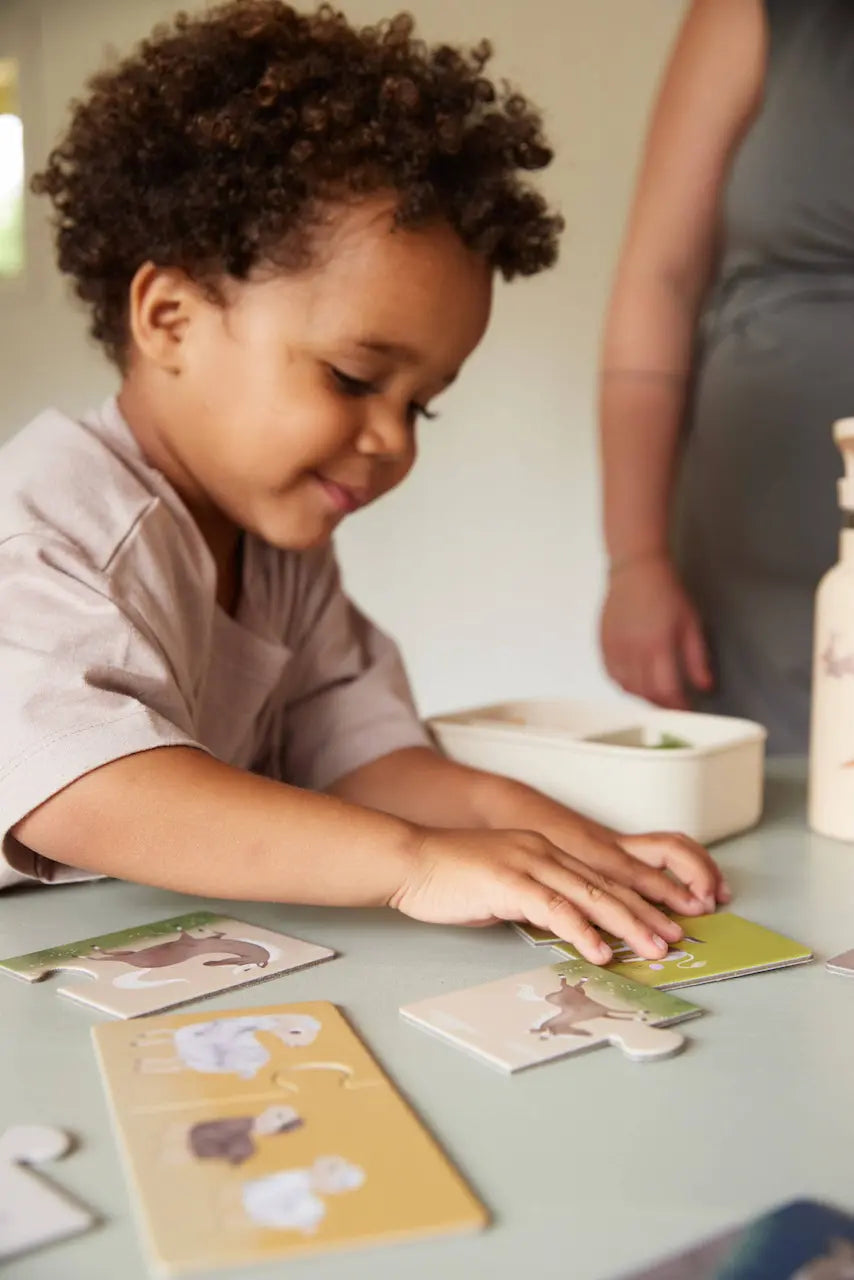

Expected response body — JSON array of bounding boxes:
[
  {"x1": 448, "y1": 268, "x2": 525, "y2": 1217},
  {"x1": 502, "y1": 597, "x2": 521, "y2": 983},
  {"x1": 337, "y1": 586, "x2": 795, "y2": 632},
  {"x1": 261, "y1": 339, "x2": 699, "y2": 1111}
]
[
  {"x1": 0, "y1": 911, "x2": 335, "y2": 1017},
  {"x1": 400, "y1": 957, "x2": 703, "y2": 1073}
]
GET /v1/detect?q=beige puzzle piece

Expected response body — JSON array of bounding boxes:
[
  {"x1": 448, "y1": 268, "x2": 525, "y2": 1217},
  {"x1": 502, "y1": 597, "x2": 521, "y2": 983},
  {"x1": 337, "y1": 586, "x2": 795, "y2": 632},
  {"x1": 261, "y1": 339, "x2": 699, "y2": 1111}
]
[
  {"x1": 826, "y1": 948, "x2": 854, "y2": 976},
  {"x1": 553, "y1": 1014, "x2": 685, "y2": 1061},
  {"x1": 401, "y1": 960, "x2": 701, "y2": 1073},
  {"x1": 0, "y1": 1125, "x2": 95, "y2": 1260},
  {"x1": 0, "y1": 912, "x2": 335, "y2": 1018}
]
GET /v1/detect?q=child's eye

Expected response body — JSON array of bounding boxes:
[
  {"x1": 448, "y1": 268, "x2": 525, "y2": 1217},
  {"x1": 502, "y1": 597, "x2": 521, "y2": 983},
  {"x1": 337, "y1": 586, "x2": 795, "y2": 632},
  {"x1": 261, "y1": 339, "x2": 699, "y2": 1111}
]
[
  {"x1": 330, "y1": 366, "x2": 377, "y2": 397},
  {"x1": 329, "y1": 366, "x2": 438, "y2": 425}
]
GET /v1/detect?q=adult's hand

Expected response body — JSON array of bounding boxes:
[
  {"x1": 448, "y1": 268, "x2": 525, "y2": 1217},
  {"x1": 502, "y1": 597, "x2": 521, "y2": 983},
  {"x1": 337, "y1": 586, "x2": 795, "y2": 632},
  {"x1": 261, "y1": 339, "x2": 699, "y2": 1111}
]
[{"x1": 600, "y1": 556, "x2": 713, "y2": 709}]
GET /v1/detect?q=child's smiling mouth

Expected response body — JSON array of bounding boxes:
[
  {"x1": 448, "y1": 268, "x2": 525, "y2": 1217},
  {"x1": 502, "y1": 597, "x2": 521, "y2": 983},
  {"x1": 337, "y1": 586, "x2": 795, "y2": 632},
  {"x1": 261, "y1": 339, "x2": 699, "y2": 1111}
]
[{"x1": 311, "y1": 473, "x2": 370, "y2": 515}]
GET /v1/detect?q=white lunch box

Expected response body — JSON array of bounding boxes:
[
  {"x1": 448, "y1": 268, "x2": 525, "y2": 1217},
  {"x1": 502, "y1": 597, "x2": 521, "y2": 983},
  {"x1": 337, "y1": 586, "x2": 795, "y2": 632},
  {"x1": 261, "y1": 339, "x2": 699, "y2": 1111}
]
[{"x1": 427, "y1": 699, "x2": 767, "y2": 845}]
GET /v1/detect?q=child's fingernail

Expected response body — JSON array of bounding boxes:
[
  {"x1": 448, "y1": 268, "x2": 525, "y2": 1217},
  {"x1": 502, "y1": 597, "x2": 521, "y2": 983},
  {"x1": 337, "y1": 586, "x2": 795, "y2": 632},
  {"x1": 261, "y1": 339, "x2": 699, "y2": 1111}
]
[
  {"x1": 597, "y1": 942, "x2": 612, "y2": 963},
  {"x1": 720, "y1": 880, "x2": 732, "y2": 899},
  {"x1": 652, "y1": 934, "x2": 668, "y2": 952}
]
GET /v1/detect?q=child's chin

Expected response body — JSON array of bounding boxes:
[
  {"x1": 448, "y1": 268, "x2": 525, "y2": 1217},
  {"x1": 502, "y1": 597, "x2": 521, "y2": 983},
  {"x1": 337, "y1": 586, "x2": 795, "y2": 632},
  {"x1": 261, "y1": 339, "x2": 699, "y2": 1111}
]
[{"x1": 256, "y1": 518, "x2": 335, "y2": 553}]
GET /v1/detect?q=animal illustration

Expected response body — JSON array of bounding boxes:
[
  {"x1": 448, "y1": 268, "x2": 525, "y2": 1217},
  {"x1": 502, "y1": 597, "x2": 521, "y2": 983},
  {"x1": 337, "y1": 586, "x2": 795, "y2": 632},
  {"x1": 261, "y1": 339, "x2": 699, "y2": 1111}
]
[
  {"x1": 186, "y1": 1106, "x2": 303, "y2": 1167},
  {"x1": 134, "y1": 1013, "x2": 322, "y2": 1078},
  {"x1": 87, "y1": 928, "x2": 271, "y2": 970},
  {"x1": 823, "y1": 635, "x2": 854, "y2": 681},
  {"x1": 239, "y1": 1156, "x2": 365, "y2": 1233},
  {"x1": 518, "y1": 975, "x2": 648, "y2": 1040},
  {"x1": 792, "y1": 1238, "x2": 854, "y2": 1280}
]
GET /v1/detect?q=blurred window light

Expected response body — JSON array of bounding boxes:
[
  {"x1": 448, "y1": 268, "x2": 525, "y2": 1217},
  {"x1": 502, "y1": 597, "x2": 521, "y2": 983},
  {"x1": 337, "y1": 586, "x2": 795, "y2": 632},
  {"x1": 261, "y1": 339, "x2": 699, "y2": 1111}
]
[{"x1": 0, "y1": 59, "x2": 24, "y2": 278}]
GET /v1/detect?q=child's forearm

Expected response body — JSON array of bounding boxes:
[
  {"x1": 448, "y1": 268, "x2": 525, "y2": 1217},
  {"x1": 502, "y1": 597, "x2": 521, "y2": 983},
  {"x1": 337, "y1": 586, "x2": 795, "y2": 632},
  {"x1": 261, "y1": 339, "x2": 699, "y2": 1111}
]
[
  {"x1": 330, "y1": 746, "x2": 626, "y2": 837},
  {"x1": 330, "y1": 746, "x2": 628, "y2": 841},
  {"x1": 12, "y1": 747, "x2": 419, "y2": 904},
  {"x1": 327, "y1": 746, "x2": 496, "y2": 828}
]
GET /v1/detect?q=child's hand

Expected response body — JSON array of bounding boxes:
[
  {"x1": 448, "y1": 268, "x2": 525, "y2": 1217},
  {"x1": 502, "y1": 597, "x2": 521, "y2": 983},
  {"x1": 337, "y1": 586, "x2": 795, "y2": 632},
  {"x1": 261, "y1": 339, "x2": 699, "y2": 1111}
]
[
  {"x1": 478, "y1": 775, "x2": 730, "y2": 919},
  {"x1": 539, "y1": 817, "x2": 729, "y2": 918},
  {"x1": 332, "y1": 749, "x2": 728, "y2": 962},
  {"x1": 388, "y1": 826, "x2": 695, "y2": 965}
]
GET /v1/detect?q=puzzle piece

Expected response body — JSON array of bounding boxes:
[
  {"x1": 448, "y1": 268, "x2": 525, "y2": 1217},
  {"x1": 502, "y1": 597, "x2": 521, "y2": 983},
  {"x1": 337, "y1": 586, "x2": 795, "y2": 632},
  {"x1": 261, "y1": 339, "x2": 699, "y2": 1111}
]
[
  {"x1": 510, "y1": 922, "x2": 561, "y2": 946},
  {"x1": 0, "y1": 1125, "x2": 95, "y2": 1260},
  {"x1": 563, "y1": 1015, "x2": 685, "y2": 1062},
  {"x1": 400, "y1": 959, "x2": 701, "y2": 1073},
  {"x1": 0, "y1": 911, "x2": 335, "y2": 1018},
  {"x1": 549, "y1": 912, "x2": 812, "y2": 990},
  {"x1": 826, "y1": 949, "x2": 854, "y2": 977}
]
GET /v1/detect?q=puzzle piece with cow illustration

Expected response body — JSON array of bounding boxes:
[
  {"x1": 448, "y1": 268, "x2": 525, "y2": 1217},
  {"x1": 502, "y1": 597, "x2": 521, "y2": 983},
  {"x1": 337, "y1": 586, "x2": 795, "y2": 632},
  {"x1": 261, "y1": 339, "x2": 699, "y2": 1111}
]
[
  {"x1": 400, "y1": 958, "x2": 703, "y2": 1072},
  {"x1": 0, "y1": 911, "x2": 335, "y2": 1017}
]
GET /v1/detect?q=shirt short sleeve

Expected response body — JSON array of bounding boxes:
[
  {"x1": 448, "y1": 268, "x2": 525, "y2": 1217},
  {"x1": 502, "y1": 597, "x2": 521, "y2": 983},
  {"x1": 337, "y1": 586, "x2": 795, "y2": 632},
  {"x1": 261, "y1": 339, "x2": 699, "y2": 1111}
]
[
  {"x1": 0, "y1": 534, "x2": 206, "y2": 886},
  {"x1": 274, "y1": 549, "x2": 431, "y2": 791}
]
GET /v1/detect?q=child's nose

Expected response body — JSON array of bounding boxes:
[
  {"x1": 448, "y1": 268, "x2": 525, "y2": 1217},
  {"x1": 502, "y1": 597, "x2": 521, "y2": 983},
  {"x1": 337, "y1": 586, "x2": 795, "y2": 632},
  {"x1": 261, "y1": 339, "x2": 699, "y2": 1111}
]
[{"x1": 357, "y1": 406, "x2": 412, "y2": 460}]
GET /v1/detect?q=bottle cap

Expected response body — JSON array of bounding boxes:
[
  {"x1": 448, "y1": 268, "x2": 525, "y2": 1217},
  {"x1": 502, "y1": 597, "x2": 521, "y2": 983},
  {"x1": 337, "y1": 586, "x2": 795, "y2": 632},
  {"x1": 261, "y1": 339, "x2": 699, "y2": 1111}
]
[{"x1": 835, "y1": 418, "x2": 854, "y2": 510}]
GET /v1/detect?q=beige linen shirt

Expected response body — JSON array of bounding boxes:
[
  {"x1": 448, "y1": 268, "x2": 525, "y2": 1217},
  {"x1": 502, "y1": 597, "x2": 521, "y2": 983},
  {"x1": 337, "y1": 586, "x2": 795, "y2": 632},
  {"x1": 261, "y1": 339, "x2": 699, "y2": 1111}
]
[{"x1": 0, "y1": 399, "x2": 429, "y2": 888}]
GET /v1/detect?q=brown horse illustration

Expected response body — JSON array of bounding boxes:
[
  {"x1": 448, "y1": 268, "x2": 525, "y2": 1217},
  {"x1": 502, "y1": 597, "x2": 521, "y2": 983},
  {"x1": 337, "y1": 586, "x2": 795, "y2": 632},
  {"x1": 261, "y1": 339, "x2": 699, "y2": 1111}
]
[
  {"x1": 531, "y1": 975, "x2": 648, "y2": 1040},
  {"x1": 87, "y1": 929, "x2": 270, "y2": 970}
]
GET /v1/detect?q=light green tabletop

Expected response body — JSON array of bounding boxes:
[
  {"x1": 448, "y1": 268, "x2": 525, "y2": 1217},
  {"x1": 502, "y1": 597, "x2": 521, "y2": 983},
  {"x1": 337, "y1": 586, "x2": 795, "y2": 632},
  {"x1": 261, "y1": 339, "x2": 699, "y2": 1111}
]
[{"x1": 3, "y1": 759, "x2": 854, "y2": 1280}]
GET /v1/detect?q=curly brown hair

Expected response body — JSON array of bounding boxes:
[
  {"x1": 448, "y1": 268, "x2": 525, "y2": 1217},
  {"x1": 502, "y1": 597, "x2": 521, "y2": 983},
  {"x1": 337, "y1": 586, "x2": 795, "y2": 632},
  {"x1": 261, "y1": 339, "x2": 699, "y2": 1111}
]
[{"x1": 33, "y1": 1, "x2": 563, "y2": 366}]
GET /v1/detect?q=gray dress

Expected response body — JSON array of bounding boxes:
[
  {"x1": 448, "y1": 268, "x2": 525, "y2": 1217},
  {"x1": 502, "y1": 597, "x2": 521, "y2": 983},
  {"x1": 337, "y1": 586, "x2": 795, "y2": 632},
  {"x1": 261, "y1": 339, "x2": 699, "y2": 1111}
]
[{"x1": 674, "y1": 0, "x2": 854, "y2": 754}]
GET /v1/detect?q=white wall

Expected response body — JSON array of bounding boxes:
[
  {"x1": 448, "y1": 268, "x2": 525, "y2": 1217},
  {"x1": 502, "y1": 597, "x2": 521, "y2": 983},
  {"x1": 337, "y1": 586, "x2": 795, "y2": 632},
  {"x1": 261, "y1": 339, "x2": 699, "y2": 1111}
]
[{"x1": 0, "y1": 0, "x2": 686, "y2": 717}]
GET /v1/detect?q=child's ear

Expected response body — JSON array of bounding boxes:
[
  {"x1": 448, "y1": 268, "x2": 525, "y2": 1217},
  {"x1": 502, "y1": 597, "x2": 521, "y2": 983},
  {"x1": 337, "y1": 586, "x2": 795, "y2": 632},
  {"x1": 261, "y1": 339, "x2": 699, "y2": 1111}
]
[{"x1": 127, "y1": 262, "x2": 200, "y2": 373}]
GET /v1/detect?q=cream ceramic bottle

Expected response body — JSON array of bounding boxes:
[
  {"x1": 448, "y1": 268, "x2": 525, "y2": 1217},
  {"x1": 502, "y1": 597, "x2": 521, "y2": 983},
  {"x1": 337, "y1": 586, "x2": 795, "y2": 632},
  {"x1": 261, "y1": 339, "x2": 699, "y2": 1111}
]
[{"x1": 809, "y1": 418, "x2": 854, "y2": 839}]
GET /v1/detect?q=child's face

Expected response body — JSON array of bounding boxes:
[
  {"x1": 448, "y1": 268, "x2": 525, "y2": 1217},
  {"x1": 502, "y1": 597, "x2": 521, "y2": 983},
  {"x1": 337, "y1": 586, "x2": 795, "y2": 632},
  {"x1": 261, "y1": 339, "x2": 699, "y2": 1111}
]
[{"x1": 136, "y1": 197, "x2": 492, "y2": 550}]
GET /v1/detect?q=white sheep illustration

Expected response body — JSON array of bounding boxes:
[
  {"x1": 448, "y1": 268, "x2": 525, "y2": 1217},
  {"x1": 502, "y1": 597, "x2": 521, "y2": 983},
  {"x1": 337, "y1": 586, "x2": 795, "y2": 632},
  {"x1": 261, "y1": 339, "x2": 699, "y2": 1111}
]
[
  {"x1": 240, "y1": 1156, "x2": 365, "y2": 1233},
  {"x1": 134, "y1": 1013, "x2": 322, "y2": 1078}
]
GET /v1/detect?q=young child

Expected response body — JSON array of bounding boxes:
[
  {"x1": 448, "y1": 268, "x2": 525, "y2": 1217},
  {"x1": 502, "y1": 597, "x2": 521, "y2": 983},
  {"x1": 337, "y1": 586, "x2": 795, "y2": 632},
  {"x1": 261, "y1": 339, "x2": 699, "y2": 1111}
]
[{"x1": 0, "y1": 1, "x2": 729, "y2": 963}]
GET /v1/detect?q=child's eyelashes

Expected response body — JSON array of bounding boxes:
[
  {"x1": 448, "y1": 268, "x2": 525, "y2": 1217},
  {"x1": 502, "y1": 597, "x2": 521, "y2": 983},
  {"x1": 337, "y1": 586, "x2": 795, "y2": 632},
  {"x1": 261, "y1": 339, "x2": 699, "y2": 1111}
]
[
  {"x1": 410, "y1": 404, "x2": 439, "y2": 423},
  {"x1": 328, "y1": 366, "x2": 439, "y2": 424},
  {"x1": 329, "y1": 366, "x2": 377, "y2": 398}
]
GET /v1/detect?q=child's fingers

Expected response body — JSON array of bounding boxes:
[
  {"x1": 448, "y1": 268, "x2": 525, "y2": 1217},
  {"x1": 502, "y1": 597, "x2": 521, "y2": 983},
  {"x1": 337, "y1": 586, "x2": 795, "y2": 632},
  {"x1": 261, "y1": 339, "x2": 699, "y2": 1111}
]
[
  {"x1": 616, "y1": 831, "x2": 727, "y2": 910},
  {"x1": 519, "y1": 863, "x2": 672, "y2": 962},
  {"x1": 545, "y1": 842, "x2": 684, "y2": 941},
  {"x1": 515, "y1": 886, "x2": 613, "y2": 964},
  {"x1": 558, "y1": 835, "x2": 706, "y2": 919},
  {"x1": 645, "y1": 829, "x2": 727, "y2": 901},
  {"x1": 591, "y1": 878, "x2": 685, "y2": 944},
  {"x1": 603, "y1": 850, "x2": 710, "y2": 917}
]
